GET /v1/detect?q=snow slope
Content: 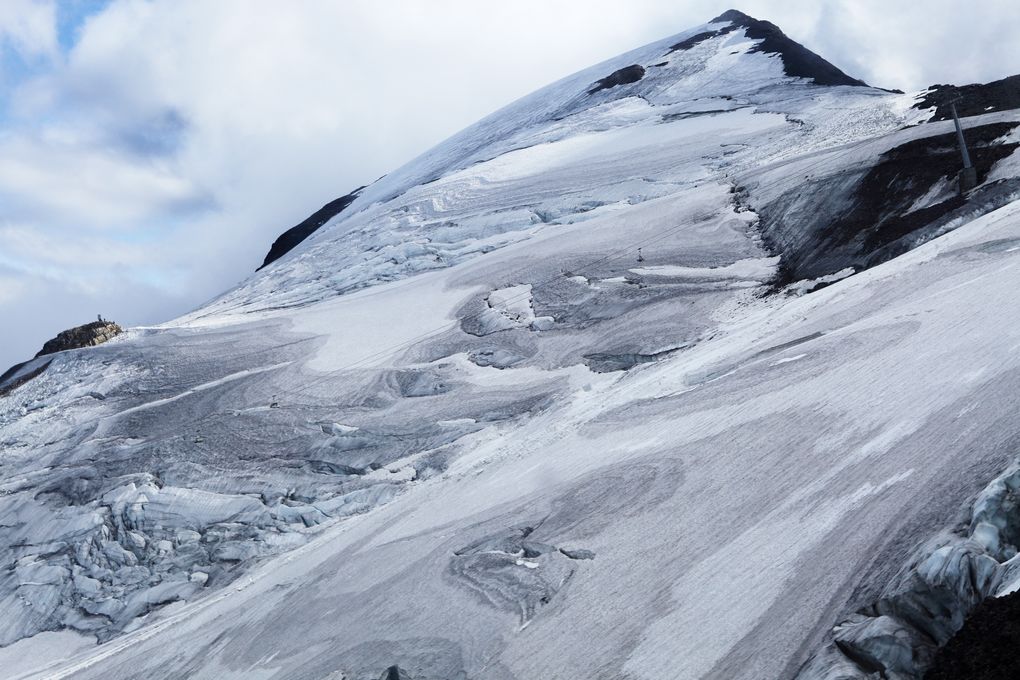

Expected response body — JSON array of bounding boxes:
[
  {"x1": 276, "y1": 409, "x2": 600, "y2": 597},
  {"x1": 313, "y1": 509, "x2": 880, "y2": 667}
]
[{"x1": 3, "y1": 10, "x2": 1020, "y2": 680}]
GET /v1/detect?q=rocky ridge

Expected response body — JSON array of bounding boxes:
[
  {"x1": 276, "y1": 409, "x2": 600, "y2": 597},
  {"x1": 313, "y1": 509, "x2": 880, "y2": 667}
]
[{"x1": 37, "y1": 321, "x2": 123, "y2": 358}]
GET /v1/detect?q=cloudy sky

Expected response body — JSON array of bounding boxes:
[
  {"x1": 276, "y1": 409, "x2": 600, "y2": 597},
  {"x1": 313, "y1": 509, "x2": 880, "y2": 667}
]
[{"x1": 1, "y1": 0, "x2": 1018, "y2": 370}]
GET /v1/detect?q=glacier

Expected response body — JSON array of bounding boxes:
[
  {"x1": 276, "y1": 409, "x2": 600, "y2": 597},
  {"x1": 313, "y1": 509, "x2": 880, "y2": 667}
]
[{"x1": 3, "y1": 9, "x2": 1020, "y2": 680}]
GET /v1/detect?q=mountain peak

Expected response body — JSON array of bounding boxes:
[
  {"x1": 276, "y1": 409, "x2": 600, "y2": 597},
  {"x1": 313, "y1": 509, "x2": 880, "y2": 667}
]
[
  {"x1": 710, "y1": 9, "x2": 868, "y2": 87},
  {"x1": 712, "y1": 8, "x2": 754, "y2": 23}
]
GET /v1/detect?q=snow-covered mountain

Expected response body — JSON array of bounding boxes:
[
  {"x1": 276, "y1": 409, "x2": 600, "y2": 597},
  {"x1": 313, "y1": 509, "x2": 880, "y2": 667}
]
[{"x1": 3, "y1": 9, "x2": 1020, "y2": 679}]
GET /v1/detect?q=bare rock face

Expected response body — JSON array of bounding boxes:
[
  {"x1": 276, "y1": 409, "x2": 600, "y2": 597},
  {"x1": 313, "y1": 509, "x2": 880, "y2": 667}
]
[
  {"x1": 37, "y1": 321, "x2": 123, "y2": 358},
  {"x1": 258, "y1": 187, "x2": 364, "y2": 270},
  {"x1": 926, "y1": 587, "x2": 1020, "y2": 679},
  {"x1": 0, "y1": 358, "x2": 52, "y2": 398}
]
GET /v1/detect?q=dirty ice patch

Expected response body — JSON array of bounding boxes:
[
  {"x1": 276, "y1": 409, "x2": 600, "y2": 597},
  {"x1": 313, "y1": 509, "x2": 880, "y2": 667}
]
[
  {"x1": 630, "y1": 256, "x2": 779, "y2": 282},
  {"x1": 471, "y1": 284, "x2": 549, "y2": 335},
  {"x1": 488, "y1": 284, "x2": 535, "y2": 324}
]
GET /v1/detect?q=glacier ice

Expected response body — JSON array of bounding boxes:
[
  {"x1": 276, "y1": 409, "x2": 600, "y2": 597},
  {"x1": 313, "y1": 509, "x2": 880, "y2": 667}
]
[{"x1": 3, "y1": 9, "x2": 1020, "y2": 680}]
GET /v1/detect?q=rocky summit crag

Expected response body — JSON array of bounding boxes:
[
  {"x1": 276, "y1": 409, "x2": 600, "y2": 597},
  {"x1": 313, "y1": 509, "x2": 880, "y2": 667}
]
[{"x1": 36, "y1": 321, "x2": 123, "y2": 358}]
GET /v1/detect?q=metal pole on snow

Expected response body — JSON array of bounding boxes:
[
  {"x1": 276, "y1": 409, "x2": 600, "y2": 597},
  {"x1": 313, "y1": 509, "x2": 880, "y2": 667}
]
[{"x1": 950, "y1": 100, "x2": 977, "y2": 193}]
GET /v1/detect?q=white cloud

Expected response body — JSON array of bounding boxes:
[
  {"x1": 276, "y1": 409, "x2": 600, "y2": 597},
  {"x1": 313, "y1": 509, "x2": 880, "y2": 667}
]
[
  {"x1": 0, "y1": 132, "x2": 209, "y2": 228},
  {"x1": 0, "y1": 0, "x2": 57, "y2": 63},
  {"x1": 0, "y1": 274, "x2": 26, "y2": 305},
  {"x1": 803, "y1": 0, "x2": 1020, "y2": 91},
  {"x1": 0, "y1": 0, "x2": 1019, "y2": 369}
]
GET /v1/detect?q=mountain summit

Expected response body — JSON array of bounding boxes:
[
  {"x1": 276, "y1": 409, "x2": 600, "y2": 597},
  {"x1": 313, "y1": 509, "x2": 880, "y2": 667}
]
[
  {"x1": 3, "y1": 10, "x2": 1020, "y2": 680},
  {"x1": 712, "y1": 9, "x2": 868, "y2": 86},
  {"x1": 255, "y1": 9, "x2": 871, "y2": 271}
]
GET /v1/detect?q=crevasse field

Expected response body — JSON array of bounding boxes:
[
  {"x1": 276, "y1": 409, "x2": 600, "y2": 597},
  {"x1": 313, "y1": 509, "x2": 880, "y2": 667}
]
[{"x1": 3, "y1": 11, "x2": 1020, "y2": 680}]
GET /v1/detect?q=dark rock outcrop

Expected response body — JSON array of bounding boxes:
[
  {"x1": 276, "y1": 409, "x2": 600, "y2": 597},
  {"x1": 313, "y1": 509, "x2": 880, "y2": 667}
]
[
  {"x1": 588, "y1": 65, "x2": 646, "y2": 94},
  {"x1": 1, "y1": 321, "x2": 120, "y2": 397},
  {"x1": 0, "y1": 360, "x2": 31, "y2": 389},
  {"x1": 925, "y1": 589, "x2": 1020, "y2": 680},
  {"x1": 915, "y1": 74, "x2": 1020, "y2": 121},
  {"x1": 669, "y1": 27, "x2": 737, "y2": 53},
  {"x1": 759, "y1": 121, "x2": 1020, "y2": 284},
  {"x1": 258, "y1": 187, "x2": 364, "y2": 270},
  {"x1": 0, "y1": 358, "x2": 53, "y2": 398},
  {"x1": 714, "y1": 9, "x2": 868, "y2": 87},
  {"x1": 379, "y1": 666, "x2": 415, "y2": 680},
  {"x1": 37, "y1": 321, "x2": 123, "y2": 358}
]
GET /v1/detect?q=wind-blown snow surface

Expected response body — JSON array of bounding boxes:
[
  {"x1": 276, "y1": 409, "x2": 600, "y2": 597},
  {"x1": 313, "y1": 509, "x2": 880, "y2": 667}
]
[{"x1": 4, "y1": 13, "x2": 1020, "y2": 680}]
